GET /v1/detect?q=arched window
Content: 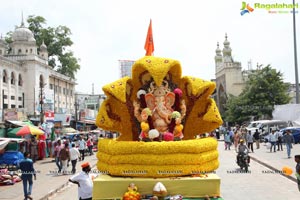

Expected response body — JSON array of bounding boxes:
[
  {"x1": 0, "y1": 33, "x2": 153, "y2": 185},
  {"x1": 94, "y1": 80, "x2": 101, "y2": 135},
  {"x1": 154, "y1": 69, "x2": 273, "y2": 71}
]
[
  {"x1": 2, "y1": 70, "x2": 7, "y2": 83},
  {"x1": 11, "y1": 72, "x2": 15, "y2": 85},
  {"x1": 18, "y1": 74, "x2": 23, "y2": 86},
  {"x1": 18, "y1": 49, "x2": 22, "y2": 54}
]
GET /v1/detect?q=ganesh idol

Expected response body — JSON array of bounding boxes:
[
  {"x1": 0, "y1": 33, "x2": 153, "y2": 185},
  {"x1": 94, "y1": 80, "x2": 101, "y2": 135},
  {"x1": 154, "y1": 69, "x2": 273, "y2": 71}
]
[{"x1": 133, "y1": 79, "x2": 186, "y2": 141}]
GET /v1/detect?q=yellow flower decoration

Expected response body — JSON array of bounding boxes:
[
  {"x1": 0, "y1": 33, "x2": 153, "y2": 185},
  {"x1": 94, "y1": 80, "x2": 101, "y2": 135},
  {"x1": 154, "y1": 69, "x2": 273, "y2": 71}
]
[
  {"x1": 95, "y1": 56, "x2": 223, "y2": 178},
  {"x1": 96, "y1": 56, "x2": 222, "y2": 140}
]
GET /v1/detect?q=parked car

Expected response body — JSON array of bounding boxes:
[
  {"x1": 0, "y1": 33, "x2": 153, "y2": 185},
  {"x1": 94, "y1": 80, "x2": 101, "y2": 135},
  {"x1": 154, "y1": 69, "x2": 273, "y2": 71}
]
[
  {"x1": 256, "y1": 120, "x2": 289, "y2": 142},
  {"x1": 263, "y1": 127, "x2": 300, "y2": 144},
  {"x1": 246, "y1": 120, "x2": 270, "y2": 134},
  {"x1": 280, "y1": 127, "x2": 300, "y2": 144}
]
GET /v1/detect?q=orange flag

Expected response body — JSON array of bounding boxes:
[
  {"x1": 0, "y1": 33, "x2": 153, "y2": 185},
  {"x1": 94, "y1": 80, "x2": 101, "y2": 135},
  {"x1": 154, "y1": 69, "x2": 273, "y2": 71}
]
[{"x1": 144, "y1": 19, "x2": 154, "y2": 56}]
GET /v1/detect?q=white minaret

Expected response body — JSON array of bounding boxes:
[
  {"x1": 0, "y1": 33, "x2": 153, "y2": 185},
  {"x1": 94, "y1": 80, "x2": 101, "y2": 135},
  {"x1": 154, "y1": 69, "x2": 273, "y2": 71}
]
[
  {"x1": 0, "y1": 34, "x2": 6, "y2": 55},
  {"x1": 222, "y1": 33, "x2": 233, "y2": 63},
  {"x1": 39, "y1": 40, "x2": 48, "y2": 59},
  {"x1": 215, "y1": 42, "x2": 223, "y2": 71}
]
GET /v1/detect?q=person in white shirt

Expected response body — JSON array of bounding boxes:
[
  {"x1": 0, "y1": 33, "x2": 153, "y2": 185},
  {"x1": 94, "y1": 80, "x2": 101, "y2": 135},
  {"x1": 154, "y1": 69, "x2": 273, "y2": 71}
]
[
  {"x1": 69, "y1": 143, "x2": 81, "y2": 174},
  {"x1": 269, "y1": 130, "x2": 278, "y2": 152},
  {"x1": 69, "y1": 162, "x2": 93, "y2": 200},
  {"x1": 78, "y1": 137, "x2": 86, "y2": 161}
]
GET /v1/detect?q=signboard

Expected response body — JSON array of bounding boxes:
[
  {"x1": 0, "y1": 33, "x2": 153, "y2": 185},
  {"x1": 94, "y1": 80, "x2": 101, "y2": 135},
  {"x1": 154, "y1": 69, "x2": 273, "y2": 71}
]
[
  {"x1": 54, "y1": 121, "x2": 62, "y2": 128},
  {"x1": 4, "y1": 109, "x2": 18, "y2": 121},
  {"x1": 44, "y1": 110, "x2": 55, "y2": 122},
  {"x1": 54, "y1": 113, "x2": 71, "y2": 126}
]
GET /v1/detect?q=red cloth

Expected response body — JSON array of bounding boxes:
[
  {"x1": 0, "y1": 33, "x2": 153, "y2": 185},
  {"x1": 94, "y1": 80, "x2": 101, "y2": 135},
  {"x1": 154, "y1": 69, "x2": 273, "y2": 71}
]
[{"x1": 38, "y1": 141, "x2": 46, "y2": 160}]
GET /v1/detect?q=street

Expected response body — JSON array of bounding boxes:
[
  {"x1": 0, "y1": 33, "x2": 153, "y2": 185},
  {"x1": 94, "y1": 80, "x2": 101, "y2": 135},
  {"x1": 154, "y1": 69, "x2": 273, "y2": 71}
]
[
  {"x1": 49, "y1": 141, "x2": 300, "y2": 200},
  {"x1": 0, "y1": 139, "x2": 298, "y2": 200},
  {"x1": 218, "y1": 142, "x2": 299, "y2": 200}
]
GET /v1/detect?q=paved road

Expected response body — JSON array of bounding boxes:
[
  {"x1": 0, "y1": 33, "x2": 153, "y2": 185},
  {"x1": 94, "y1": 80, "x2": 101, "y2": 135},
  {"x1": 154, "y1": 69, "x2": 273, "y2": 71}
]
[
  {"x1": 218, "y1": 141, "x2": 299, "y2": 200},
  {"x1": 0, "y1": 153, "x2": 98, "y2": 200},
  {"x1": 49, "y1": 141, "x2": 300, "y2": 200},
  {"x1": 1, "y1": 140, "x2": 299, "y2": 200}
]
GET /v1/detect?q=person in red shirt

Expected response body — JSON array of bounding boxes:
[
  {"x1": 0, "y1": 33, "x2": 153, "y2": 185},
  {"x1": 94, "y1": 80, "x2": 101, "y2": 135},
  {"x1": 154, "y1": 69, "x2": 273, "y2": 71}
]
[{"x1": 86, "y1": 138, "x2": 93, "y2": 156}]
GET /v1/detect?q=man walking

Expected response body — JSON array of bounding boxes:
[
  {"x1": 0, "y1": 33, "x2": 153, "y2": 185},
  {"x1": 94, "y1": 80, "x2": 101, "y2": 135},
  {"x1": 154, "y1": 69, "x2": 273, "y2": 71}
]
[
  {"x1": 78, "y1": 137, "x2": 86, "y2": 161},
  {"x1": 59, "y1": 143, "x2": 70, "y2": 175},
  {"x1": 282, "y1": 130, "x2": 295, "y2": 158},
  {"x1": 54, "y1": 139, "x2": 63, "y2": 173},
  {"x1": 70, "y1": 143, "x2": 80, "y2": 174},
  {"x1": 269, "y1": 130, "x2": 278, "y2": 153},
  {"x1": 276, "y1": 129, "x2": 283, "y2": 151},
  {"x1": 69, "y1": 162, "x2": 94, "y2": 200},
  {"x1": 253, "y1": 129, "x2": 260, "y2": 149},
  {"x1": 19, "y1": 152, "x2": 36, "y2": 200}
]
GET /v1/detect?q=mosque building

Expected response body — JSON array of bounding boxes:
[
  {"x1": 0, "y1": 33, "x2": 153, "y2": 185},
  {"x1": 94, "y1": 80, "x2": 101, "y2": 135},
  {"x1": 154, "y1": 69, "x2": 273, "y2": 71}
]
[{"x1": 0, "y1": 19, "x2": 76, "y2": 122}]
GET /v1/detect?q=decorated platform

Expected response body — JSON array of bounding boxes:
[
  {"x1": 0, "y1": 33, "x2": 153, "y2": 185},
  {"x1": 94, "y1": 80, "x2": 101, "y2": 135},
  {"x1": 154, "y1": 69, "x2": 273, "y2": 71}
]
[
  {"x1": 92, "y1": 174, "x2": 221, "y2": 199},
  {"x1": 93, "y1": 36, "x2": 224, "y2": 198}
]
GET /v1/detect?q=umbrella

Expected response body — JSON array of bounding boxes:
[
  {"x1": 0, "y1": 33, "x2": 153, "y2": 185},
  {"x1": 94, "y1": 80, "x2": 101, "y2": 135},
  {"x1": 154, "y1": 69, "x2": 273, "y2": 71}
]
[
  {"x1": 62, "y1": 127, "x2": 77, "y2": 134},
  {"x1": 16, "y1": 125, "x2": 45, "y2": 136}
]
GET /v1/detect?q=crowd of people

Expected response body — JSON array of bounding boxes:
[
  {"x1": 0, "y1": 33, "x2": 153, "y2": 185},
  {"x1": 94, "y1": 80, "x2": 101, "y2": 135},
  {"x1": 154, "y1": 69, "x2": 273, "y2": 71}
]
[
  {"x1": 213, "y1": 125, "x2": 295, "y2": 159},
  {"x1": 15, "y1": 132, "x2": 101, "y2": 200},
  {"x1": 53, "y1": 134, "x2": 96, "y2": 175}
]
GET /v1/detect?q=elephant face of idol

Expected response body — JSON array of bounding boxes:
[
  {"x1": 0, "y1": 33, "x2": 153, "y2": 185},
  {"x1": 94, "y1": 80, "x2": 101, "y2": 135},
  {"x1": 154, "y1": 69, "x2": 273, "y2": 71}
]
[{"x1": 145, "y1": 80, "x2": 175, "y2": 111}]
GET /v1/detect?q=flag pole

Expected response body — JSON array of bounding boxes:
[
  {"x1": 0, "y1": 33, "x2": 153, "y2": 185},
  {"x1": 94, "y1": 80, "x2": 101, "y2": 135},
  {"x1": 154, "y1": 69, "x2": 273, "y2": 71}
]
[{"x1": 144, "y1": 19, "x2": 154, "y2": 56}]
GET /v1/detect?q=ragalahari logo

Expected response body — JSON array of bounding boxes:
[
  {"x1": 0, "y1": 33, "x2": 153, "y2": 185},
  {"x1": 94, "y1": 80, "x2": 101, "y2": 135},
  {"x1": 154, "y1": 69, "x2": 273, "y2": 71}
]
[{"x1": 241, "y1": 2, "x2": 254, "y2": 15}]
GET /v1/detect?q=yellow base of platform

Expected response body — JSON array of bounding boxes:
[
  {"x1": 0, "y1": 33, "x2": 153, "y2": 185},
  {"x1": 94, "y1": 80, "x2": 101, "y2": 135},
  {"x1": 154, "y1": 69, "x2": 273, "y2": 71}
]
[{"x1": 92, "y1": 174, "x2": 220, "y2": 199}]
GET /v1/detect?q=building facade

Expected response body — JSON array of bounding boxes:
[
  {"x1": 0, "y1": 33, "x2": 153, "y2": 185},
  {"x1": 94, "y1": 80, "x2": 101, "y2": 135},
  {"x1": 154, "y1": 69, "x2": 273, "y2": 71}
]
[
  {"x1": 214, "y1": 34, "x2": 248, "y2": 114},
  {"x1": 119, "y1": 60, "x2": 135, "y2": 78},
  {"x1": 214, "y1": 34, "x2": 297, "y2": 116},
  {"x1": 0, "y1": 20, "x2": 76, "y2": 121}
]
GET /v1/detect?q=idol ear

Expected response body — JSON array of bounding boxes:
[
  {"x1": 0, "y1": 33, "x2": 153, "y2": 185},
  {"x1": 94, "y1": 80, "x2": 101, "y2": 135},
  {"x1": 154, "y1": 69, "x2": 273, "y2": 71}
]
[
  {"x1": 145, "y1": 93, "x2": 156, "y2": 110},
  {"x1": 165, "y1": 92, "x2": 175, "y2": 109}
]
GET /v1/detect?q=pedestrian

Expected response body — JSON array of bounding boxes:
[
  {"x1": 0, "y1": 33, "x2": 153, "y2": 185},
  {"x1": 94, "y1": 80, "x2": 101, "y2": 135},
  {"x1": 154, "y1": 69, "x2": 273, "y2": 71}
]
[
  {"x1": 78, "y1": 137, "x2": 86, "y2": 161},
  {"x1": 233, "y1": 131, "x2": 240, "y2": 152},
  {"x1": 70, "y1": 143, "x2": 80, "y2": 174},
  {"x1": 215, "y1": 128, "x2": 220, "y2": 140},
  {"x1": 276, "y1": 129, "x2": 283, "y2": 151},
  {"x1": 269, "y1": 130, "x2": 278, "y2": 153},
  {"x1": 294, "y1": 155, "x2": 300, "y2": 191},
  {"x1": 54, "y1": 139, "x2": 63, "y2": 173},
  {"x1": 29, "y1": 136, "x2": 38, "y2": 163},
  {"x1": 86, "y1": 137, "x2": 93, "y2": 156},
  {"x1": 59, "y1": 143, "x2": 70, "y2": 175},
  {"x1": 246, "y1": 130, "x2": 254, "y2": 153},
  {"x1": 69, "y1": 162, "x2": 94, "y2": 200},
  {"x1": 224, "y1": 132, "x2": 231, "y2": 150},
  {"x1": 253, "y1": 129, "x2": 260, "y2": 149},
  {"x1": 19, "y1": 152, "x2": 36, "y2": 200},
  {"x1": 282, "y1": 130, "x2": 295, "y2": 158}
]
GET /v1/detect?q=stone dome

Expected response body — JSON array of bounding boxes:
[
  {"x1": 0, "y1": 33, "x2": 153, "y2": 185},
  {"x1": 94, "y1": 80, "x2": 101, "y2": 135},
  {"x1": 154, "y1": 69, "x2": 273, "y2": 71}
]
[
  {"x1": 12, "y1": 24, "x2": 35, "y2": 42},
  {"x1": 40, "y1": 40, "x2": 47, "y2": 50}
]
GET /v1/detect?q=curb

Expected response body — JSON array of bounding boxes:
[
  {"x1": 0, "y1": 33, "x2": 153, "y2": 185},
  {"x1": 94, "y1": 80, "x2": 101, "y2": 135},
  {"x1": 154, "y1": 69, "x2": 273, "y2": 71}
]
[
  {"x1": 38, "y1": 163, "x2": 97, "y2": 200},
  {"x1": 250, "y1": 155, "x2": 297, "y2": 183}
]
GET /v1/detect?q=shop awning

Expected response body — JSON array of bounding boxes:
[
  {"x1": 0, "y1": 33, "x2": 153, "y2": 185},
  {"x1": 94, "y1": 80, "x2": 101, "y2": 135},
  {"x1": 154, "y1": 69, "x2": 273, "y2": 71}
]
[{"x1": 0, "y1": 137, "x2": 25, "y2": 151}]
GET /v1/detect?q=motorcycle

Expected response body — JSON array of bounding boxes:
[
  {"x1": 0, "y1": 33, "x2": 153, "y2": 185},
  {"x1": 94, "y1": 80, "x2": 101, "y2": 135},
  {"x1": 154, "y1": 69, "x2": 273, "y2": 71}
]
[{"x1": 236, "y1": 149, "x2": 250, "y2": 172}]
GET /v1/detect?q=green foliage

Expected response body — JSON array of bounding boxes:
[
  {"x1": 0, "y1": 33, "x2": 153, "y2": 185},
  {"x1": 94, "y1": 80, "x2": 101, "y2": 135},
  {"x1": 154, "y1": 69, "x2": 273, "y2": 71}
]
[
  {"x1": 224, "y1": 65, "x2": 291, "y2": 124},
  {"x1": 5, "y1": 15, "x2": 80, "y2": 79}
]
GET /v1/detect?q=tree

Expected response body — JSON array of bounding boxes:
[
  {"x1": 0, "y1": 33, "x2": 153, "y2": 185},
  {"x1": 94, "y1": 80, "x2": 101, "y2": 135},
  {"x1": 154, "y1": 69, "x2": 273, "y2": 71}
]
[
  {"x1": 224, "y1": 65, "x2": 291, "y2": 124},
  {"x1": 6, "y1": 15, "x2": 80, "y2": 79}
]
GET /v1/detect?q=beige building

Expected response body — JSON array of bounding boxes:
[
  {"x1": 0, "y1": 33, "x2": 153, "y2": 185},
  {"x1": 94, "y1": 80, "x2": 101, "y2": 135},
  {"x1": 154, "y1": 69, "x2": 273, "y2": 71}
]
[
  {"x1": 0, "y1": 20, "x2": 76, "y2": 121},
  {"x1": 214, "y1": 34, "x2": 248, "y2": 114}
]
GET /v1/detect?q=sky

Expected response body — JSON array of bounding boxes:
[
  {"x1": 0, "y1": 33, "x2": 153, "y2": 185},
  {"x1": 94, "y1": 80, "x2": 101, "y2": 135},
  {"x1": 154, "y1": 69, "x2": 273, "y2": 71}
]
[{"x1": 0, "y1": 0, "x2": 299, "y2": 94}]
